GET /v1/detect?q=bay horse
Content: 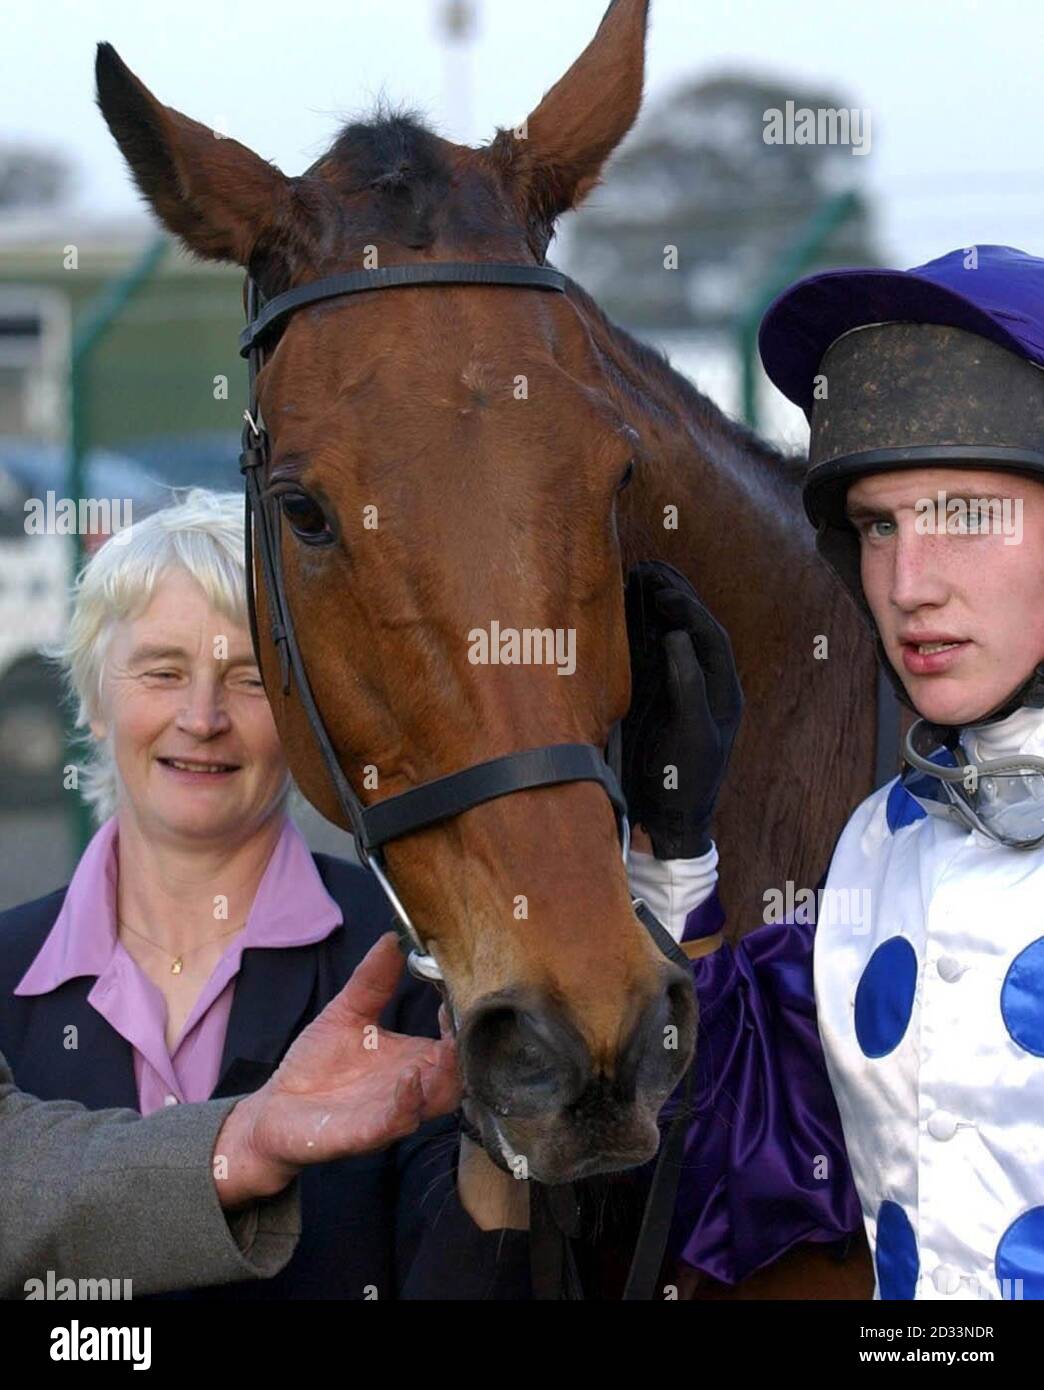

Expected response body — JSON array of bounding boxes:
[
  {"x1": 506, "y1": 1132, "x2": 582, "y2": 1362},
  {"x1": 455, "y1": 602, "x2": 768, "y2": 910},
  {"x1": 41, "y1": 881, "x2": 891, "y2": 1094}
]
[{"x1": 95, "y1": 0, "x2": 876, "y2": 1294}]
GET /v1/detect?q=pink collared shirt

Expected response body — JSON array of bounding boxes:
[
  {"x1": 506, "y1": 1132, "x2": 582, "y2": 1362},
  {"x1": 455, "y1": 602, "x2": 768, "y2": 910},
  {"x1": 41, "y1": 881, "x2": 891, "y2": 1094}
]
[{"x1": 15, "y1": 815, "x2": 344, "y2": 1116}]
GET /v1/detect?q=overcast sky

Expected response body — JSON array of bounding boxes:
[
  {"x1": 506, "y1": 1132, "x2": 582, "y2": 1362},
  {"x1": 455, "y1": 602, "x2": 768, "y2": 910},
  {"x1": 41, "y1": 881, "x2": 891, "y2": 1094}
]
[{"x1": 5, "y1": 0, "x2": 1043, "y2": 267}]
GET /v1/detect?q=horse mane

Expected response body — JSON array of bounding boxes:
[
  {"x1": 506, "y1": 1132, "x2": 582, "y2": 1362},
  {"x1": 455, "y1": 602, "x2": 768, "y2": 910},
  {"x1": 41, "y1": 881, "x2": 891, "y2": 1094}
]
[{"x1": 558, "y1": 271, "x2": 810, "y2": 525}]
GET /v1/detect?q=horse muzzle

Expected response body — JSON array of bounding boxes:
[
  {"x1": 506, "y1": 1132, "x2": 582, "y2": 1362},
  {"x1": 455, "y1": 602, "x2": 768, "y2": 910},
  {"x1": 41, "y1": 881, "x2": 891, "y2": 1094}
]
[{"x1": 456, "y1": 966, "x2": 696, "y2": 1185}]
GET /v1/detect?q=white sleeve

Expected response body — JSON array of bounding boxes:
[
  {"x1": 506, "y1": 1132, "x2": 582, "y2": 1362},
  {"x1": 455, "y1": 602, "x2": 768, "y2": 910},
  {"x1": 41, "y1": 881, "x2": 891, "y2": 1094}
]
[{"x1": 626, "y1": 842, "x2": 719, "y2": 943}]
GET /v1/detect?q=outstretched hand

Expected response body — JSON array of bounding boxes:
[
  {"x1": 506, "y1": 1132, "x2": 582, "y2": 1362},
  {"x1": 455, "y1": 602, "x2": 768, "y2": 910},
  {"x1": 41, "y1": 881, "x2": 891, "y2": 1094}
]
[{"x1": 216, "y1": 933, "x2": 461, "y2": 1206}]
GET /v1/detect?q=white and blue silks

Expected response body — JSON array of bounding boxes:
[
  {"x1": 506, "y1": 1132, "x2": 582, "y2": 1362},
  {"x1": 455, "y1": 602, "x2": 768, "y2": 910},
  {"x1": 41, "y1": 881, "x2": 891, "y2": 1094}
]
[
  {"x1": 815, "y1": 705, "x2": 1044, "y2": 1300},
  {"x1": 627, "y1": 705, "x2": 1044, "y2": 1297}
]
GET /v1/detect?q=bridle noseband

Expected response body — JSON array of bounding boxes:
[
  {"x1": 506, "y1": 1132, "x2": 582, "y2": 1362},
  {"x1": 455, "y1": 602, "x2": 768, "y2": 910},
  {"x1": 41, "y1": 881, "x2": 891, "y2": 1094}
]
[{"x1": 238, "y1": 262, "x2": 667, "y2": 982}]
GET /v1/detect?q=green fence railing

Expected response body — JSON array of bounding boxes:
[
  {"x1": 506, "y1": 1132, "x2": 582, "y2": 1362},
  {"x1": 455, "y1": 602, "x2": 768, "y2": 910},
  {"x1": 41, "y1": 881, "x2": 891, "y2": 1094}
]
[
  {"x1": 736, "y1": 190, "x2": 863, "y2": 429},
  {"x1": 65, "y1": 233, "x2": 169, "y2": 853}
]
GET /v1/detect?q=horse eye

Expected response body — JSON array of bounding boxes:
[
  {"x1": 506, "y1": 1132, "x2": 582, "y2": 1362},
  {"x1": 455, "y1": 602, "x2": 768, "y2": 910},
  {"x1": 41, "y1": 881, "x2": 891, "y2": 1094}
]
[
  {"x1": 280, "y1": 491, "x2": 331, "y2": 542},
  {"x1": 618, "y1": 460, "x2": 635, "y2": 492}
]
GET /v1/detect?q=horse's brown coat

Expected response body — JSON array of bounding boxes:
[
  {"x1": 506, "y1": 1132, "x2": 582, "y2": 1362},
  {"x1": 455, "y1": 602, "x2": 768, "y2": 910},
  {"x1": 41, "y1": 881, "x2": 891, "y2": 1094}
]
[{"x1": 95, "y1": 0, "x2": 876, "y2": 1292}]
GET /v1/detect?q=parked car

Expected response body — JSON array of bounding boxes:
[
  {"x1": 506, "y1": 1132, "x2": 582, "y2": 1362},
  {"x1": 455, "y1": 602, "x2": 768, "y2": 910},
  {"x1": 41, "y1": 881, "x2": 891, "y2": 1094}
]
[
  {"x1": 0, "y1": 439, "x2": 168, "y2": 807},
  {"x1": 117, "y1": 431, "x2": 242, "y2": 493}
]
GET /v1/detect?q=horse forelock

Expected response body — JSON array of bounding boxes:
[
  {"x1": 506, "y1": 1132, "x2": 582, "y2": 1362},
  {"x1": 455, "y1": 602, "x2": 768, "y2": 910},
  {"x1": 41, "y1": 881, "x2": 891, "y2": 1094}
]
[
  {"x1": 310, "y1": 104, "x2": 451, "y2": 215},
  {"x1": 248, "y1": 104, "x2": 537, "y2": 310}
]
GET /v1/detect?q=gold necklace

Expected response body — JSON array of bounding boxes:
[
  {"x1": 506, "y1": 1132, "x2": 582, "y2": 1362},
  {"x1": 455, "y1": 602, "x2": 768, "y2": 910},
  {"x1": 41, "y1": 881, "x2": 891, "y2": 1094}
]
[{"x1": 117, "y1": 917, "x2": 246, "y2": 975}]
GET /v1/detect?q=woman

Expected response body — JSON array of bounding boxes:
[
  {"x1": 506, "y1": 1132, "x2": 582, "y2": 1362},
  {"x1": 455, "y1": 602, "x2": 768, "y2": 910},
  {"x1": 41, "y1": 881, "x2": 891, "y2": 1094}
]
[
  {"x1": 2, "y1": 485, "x2": 807, "y2": 1301},
  {"x1": 0, "y1": 488, "x2": 528, "y2": 1300}
]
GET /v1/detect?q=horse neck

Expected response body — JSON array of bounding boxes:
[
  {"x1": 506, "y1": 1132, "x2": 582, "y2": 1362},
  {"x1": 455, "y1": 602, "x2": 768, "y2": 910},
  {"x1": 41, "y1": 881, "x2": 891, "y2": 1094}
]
[
  {"x1": 566, "y1": 279, "x2": 879, "y2": 917},
  {"x1": 563, "y1": 278, "x2": 814, "y2": 601}
]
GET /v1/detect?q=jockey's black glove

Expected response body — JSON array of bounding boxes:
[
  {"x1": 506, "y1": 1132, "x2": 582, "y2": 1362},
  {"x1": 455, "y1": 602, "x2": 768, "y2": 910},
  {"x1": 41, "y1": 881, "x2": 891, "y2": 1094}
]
[{"x1": 620, "y1": 561, "x2": 743, "y2": 859}]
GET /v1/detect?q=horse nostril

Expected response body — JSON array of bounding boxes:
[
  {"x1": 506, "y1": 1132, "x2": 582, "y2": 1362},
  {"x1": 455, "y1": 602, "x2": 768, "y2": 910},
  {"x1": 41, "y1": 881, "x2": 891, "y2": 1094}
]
[
  {"x1": 459, "y1": 993, "x2": 591, "y2": 1118},
  {"x1": 618, "y1": 967, "x2": 697, "y2": 1099}
]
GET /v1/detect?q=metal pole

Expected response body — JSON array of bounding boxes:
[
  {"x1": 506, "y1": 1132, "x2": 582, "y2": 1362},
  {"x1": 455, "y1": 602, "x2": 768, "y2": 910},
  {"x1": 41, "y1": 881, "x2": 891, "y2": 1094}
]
[
  {"x1": 437, "y1": 0, "x2": 478, "y2": 140},
  {"x1": 737, "y1": 190, "x2": 863, "y2": 428},
  {"x1": 65, "y1": 232, "x2": 168, "y2": 853}
]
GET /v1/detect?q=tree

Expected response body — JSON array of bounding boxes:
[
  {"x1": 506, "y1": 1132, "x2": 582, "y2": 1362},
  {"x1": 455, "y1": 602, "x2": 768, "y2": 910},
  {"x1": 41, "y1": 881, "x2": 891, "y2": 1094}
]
[
  {"x1": 564, "y1": 72, "x2": 880, "y2": 331},
  {"x1": 0, "y1": 144, "x2": 72, "y2": 211}
]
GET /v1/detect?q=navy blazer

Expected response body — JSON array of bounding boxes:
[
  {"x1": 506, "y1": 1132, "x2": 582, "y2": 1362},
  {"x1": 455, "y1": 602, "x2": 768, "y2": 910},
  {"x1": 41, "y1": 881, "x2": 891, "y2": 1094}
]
[{"x1": 0, "y1": 851, "x2": 530, "y2": 1300}]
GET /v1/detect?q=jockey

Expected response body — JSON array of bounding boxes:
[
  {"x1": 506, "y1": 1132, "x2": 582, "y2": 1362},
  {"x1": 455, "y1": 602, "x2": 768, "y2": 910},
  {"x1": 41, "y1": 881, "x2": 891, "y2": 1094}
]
[{"x1": 626, "y1": 244, "x2": 1044, "y2": 1301}]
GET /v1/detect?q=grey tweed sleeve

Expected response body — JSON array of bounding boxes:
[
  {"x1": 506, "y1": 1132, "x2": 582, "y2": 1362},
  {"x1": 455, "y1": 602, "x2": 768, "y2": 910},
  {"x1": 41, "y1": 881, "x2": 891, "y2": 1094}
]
[{"x1": 0, "y1": 1051, "x2": 300, "y2": 1298}]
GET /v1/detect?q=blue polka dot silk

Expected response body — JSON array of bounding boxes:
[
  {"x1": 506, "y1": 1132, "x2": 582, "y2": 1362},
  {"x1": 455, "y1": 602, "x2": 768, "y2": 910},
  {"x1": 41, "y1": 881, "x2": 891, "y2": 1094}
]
[
  {"x1": 996, "y1": 1207, "x2": 1044, "y2": 1300},
  {"x1": 855, "y1": 937, "x2": 918, "y2": 1058},
  {"x1": 876, "y1": 1200, "x2": 919, "y2": 1300},
  {"x1": 1000, "y1": 937, "x2": 1044, "y2": 1057}
]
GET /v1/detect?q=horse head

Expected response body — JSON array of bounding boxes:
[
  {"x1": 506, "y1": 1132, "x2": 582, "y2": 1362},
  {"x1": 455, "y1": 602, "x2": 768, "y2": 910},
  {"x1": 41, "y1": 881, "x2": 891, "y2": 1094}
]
[{"x1": 96, "y1": 0, "x2": 697, "y2": 1184}]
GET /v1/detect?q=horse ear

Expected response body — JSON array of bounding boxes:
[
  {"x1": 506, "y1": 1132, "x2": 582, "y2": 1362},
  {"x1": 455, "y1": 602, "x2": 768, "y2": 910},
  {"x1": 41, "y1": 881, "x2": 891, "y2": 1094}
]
[
  {"x1": 499, "y1": 0, "x2": 649, "y2": 229},
  {"x1": 94, "y1": 42, "x2": 291, "y2": 267}
]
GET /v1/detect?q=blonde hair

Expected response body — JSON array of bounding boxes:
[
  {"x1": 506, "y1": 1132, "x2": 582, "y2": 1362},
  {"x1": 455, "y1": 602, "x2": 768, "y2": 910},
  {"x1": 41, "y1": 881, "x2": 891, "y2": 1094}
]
[{"x1": 46, "y1": 487, "x2": 293, "y2": 825}]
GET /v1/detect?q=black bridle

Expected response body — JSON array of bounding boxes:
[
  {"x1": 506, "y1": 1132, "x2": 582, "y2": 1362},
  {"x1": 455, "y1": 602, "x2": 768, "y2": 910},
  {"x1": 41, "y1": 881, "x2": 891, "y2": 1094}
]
[
  {"x1": 237, "y1": 261, "x2": 680, "y2": 977},
  {"x1": 237, "y1": 260, "x2": 693, "y2": 1299}
]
